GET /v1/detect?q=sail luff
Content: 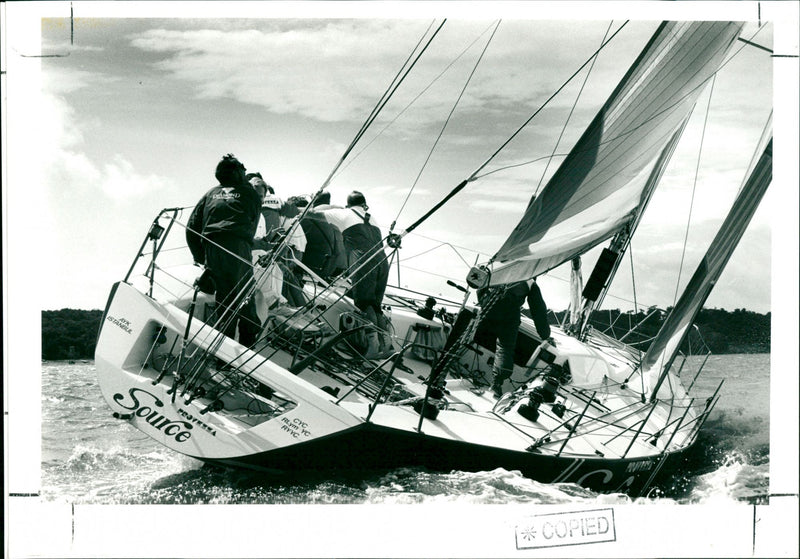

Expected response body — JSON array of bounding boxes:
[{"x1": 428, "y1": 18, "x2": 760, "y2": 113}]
[
  {"x1": 489, "y1": 22, "x2": 744, "y2": 286},
  {"x1": 645, "y1": 131, "x2": 772, "y2": 400}
]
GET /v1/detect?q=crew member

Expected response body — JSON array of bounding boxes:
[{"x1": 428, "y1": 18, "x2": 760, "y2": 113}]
[
  {"x1": 477, "y1": 279, "x2": 551, "y2": 398},
  {"x1": 186, "y1": 154, "x2": 262, "y2": 347},
  {"x1": 293, "y1": 193, "x2": 345, "y2": 280},
  {"x1": 320, "y1": 191, "x2": 390, "y2": 357}
]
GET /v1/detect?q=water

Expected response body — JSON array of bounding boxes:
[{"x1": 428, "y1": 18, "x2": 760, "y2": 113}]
[{"x1": 40, "y1": 354, "x2": 770, "y2": 505}]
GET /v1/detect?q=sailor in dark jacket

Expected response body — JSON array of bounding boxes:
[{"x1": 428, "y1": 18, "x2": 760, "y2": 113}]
[
  {"x1": 477, "y1": 279, "x2": 551, "y2": 398},
  {"x1": 186, "y1": 154, "x2": 262, "y2": 347},
  {"x1": 320, "y1": 191, "x2": 390, "y2": 357},
  {"x1": 294, "y1": 192, "x2": 345, "y2": 280}
]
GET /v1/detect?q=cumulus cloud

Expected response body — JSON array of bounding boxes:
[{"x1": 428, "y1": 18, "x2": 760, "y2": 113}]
[
  {"x1": 40, "y1": 91, "x2": 174, "y2": 201},
  {"x1": 130, "y1": 22, "x2": 432, "y2": 123},
  {"x1": 123, "y1": 20, "x2": 659, "y2": 133},
  {"x1": 42, "y1": 65, "x2": 118, "y2": 95}
]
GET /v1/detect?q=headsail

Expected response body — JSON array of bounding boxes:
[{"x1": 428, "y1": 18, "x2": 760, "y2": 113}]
[
  {"x1": 644, "y1": 118, "x2": 772, "y2": 399},
  {"x1": 489, "y1": 22, "x2": 744, "y2": 285}
]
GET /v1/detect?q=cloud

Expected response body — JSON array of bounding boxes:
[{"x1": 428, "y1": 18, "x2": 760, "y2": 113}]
[
  {"x1": 40, "y1": 90, "x2": 174, "y2": 201},
  {"x1": 42, "y1": 65, "x2": 118, "y2": 95},
  {"x1": 27, "y1": 17, "x2": 775, "y2": 314},
  {"x1": 100, "y1": 154, "x2": 171, "y2": 201},
  {"x1": 32, "y1": 84, "x2": 182, "y2": 309},
  {"x1": 130, "y1": 22, "x2": 432, "y2": 123},
  {"x1": 124, "y1": 20, "x2": 658, "y2": 133}
]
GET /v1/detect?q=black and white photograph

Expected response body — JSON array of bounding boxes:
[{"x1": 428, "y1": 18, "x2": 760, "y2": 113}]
[{"x1": 4, "y1": 1, "x2": 798, "y2": 557}]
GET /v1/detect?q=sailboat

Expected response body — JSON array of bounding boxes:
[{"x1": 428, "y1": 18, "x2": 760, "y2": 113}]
[{"x1": 95, "y1": 20, "x2": 772, "y2": 496}]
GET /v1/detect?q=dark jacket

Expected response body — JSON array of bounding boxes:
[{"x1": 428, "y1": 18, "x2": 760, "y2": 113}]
[
  {"x1": 478, "y1": 280, "x2": 551, "y2": 339},
  {"x1": 478, "y1": 281, "x2": 529, "y2": 327},
  {"x1": 342, "y1": 213, "x2": 385, "y2": 263},
  {"x1": 299, "y1": 211, "x2": 345, "y2": 278},
  {"x1": 186, "y1": 184, "x2": 262, "y2": 264}
]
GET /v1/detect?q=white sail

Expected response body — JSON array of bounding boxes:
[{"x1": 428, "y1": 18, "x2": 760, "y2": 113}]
[
  {"x1": 643, "y1": 118, "x2": 772, "y2": 399},
  {"x1": 490, "y1": 22, "x2": 744, "y2": 285}
]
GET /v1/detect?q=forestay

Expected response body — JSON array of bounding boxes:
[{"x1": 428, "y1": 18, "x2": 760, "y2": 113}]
[{"x1": 489, "y1": 22, "x2": 744, "y2": 285}]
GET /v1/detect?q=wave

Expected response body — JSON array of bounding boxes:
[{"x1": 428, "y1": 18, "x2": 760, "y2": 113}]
[
  {"x1": 62, "y1": 444, "x2": 178, "y2": 472},
  {"x1": 361, "y1": 468, "x2": 645, "y2": 505},
  {"x1": 650, "y1": 412, "x2": 770, "y2": 503},
  {"x1": 41, "y1": 410, "x2": 769, "y2": 506},
  {"x1": 44, "y1": 446, "x2": 768, "y2": 505},
  {"x1": 687, "y1": 453, "x2": 770, "y2": 504},
  {"x1": 88, "y1": 465, "x2": 676, "y2": 506}
]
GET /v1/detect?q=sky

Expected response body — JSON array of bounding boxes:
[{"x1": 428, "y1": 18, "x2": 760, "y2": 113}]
[{"x1": 3, "y1": 1, "x2": 796, "y2": 319}]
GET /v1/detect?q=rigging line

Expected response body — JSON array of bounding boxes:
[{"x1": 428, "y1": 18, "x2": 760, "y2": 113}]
[
  {"x1": 204, "y1": 253, "x2": 399, "y2": 405},
  {"x1": 400, "y1": 240, "x2": 479, "y2": 269},
  {"x1": 177, "y1": 219, "x2": 269, "y2": 323},
  {"x1": 405, "y1": 230, "x2": 491, "y2": 261},
  {"x1": 317, "y1": 20, "x2": 447, "y2": 193},
  {"x1": 401, "y1": 21, "x2": 630, "y2": 236},
  {"x1": 737, "y1": 37, "x2": 772, "y2": 54},
  {"x1": 399, "y1": 263, "x2": 473, "y2": 284},
  {"x1": 175, "y1": 243, "x2": 384, "y2": 396},
  {"x1": 333, "y1": 20, "x2": 502, "y2": 183},
  {"x1": 534, "y1": 20, "x2": 615, "y2": 197},
  {"x1": 353, "y1": 19, "x2": 439, "y2": 147},
  {"x1": 739, "y1": 110, "x2": 773, "y2": 193},
  {"x1": 474, "y1": 153, "x2": 569, "y2": 179},
  {"x1": 400, "y1": 241, "x2": 450, "y2": 262},
  {"x1": 391, "y1": 20, "x2": 503, "y2": 230},
  {"x1": 282, "y1": 23, "x2": 448, "y2": 257},
  {"x1": 628, "y1": 243, "x2": 639, "y2": 315},
  {"x1": 467, "y1": 21, "x2": 630, "y2": 182},
  {"x1": 673, "y1": 74, "x2": 716, "y2": 306},
  {"x1": 627, "y1": 245, "x2": 647, "y2": 394}
]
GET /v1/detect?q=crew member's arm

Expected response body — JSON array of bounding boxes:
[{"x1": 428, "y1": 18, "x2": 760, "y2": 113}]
[
  {"x1": 186, "y1": 197, "x2": 206, "y2": 265},
  {"x1": 526, "y1": 281, "x2": 552, "y2": 341}
]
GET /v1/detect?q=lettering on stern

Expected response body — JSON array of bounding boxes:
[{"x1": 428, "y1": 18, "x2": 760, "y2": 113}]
[
  {"x1": 106, "y1": 315, "x2": 133, "y2": 334},
  {"x1": 113, "y1": 387, "x2": 196, "y2": 442}
]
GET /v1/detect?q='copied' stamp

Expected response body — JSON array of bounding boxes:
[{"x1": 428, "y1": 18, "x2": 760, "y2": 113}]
[{"x1": 515, "y1": 508, "x2": 616, "y2": 550}]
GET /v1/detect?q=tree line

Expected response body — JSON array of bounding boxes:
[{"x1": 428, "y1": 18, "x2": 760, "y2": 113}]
[
  {"x1": 42, "y1": 306, "x2": 770, "y2": 361},
  {"x1": 42, "y1": 309, "x2": 104, "y2": 361},
  {"x1": 545, "y1": 307, "x2": 770, "y2": 354}
]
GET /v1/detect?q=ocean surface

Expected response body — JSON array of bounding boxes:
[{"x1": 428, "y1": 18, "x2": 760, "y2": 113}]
[{"x1": 40, "y1": 354, "x2": 770, "y2": 505}]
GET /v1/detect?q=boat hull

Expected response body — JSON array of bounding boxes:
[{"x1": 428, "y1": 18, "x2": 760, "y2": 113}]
[
  {"x1": 96, "y1": 280, "x2": 695, "y2": 497},
  {"x1": 199, "y1": 420, "x2": 681, "y2": 495}
]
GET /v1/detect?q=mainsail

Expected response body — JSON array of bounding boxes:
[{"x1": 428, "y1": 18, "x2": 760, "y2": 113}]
[
  {"x1": 489, "y1": 21, "x2": 744, "y2": 285},
  {"x1": 643, "y1": 119, "x2": 772, "y2": 399}
]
